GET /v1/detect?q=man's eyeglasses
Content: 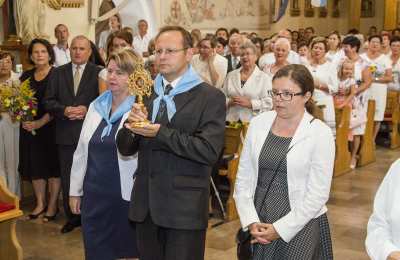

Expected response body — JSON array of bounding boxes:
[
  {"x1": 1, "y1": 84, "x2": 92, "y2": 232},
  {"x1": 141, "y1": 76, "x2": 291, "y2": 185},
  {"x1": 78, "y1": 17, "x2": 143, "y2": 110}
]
[
  {"x1": 154, "y1": 48, "x2": 188, "y2": 56},
  {"x1": 268, "y1": 90, "x2": 304, "y2": 101}
]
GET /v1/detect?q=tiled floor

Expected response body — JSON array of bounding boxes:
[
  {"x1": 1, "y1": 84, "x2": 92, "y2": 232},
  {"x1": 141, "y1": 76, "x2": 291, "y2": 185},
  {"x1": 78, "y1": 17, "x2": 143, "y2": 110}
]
[{"x1": 17, "y1": 146, "x2": 399, "y2": 260}]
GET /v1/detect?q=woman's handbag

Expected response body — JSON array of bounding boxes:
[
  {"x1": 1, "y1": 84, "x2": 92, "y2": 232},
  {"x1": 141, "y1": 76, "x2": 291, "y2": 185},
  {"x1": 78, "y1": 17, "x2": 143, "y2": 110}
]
[
  {"x1": 235, "y1": 144, "x2": 294, "y2": 260},
  {"x1": 236, "y1": 229, "x2": 252, "y2": 260}
]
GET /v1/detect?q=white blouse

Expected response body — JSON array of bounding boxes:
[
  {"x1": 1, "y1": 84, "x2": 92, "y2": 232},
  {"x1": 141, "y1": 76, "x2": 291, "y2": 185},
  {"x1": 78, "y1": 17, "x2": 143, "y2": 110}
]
[
  {"x1": 222, "y1": 66, "x2": 273, "y2": 122},
  {"x1": 191, "y1": 53, "x2": 228, "y2": 89},
  {"x1": 366, "y1": 159, "x2": 400, "y2": 260}
]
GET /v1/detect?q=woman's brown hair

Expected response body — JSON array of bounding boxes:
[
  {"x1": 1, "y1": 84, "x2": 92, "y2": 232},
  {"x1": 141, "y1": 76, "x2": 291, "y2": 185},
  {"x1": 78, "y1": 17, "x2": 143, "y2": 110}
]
[{"x1": 272, "y1": 64, "x2": 320, "y2": 118}]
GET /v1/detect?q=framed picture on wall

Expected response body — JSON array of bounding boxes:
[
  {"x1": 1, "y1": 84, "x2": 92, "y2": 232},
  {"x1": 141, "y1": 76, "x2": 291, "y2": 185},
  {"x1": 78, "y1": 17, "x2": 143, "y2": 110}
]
[
  {"x1": 361, "y1": 0, "x2": 375, "y2": 18},
  {"x1": 304, "y1": 0, "x2": 314, "y2": 17},
  {"x1": 318, "y1": 7, "x2": 327, "y2": 17},
  {"x1": 290, "y1": 0, "x2": 300, "y2": 16},
  {"x1": 332, "y1": 0, "x2": 340, "y2": 17}
]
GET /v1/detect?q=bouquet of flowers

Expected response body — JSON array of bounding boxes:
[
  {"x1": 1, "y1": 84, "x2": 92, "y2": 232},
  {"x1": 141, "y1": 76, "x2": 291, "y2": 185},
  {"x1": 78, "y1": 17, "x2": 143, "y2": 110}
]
[{"x1": 0, "y1": 79, "x2": 38, "y2": 135}]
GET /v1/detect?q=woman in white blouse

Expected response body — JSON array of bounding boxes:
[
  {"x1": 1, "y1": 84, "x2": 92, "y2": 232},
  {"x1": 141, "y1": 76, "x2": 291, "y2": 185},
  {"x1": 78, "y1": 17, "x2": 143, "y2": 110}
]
[
  {"x1": 234, "y1": 64, "x2": 335, "y2": 259},
  {"x1": 366, "y1": 159, "x2": 400, "y2": 260},
  {"x1": 223, "y1": 41, "x2": 272, "y2": 122},
  {"x1": 262, "y1": 37, "x2": 291, "y2": 77},
  {"x1": 307, "y1": 37, "x2": 339, "y2": 134},
  {"x1": 389, "y1": 36, "x2": 400, "y2": 92},
  {"x1": 360, "y1": 35, "x2": 393, "y2": 142},
  {"x1": 326, "y1": 31, "x2": 345, "y2": 68},
  {"x1": 0, "y1": 51, "x2": 20, "y2": 196}
]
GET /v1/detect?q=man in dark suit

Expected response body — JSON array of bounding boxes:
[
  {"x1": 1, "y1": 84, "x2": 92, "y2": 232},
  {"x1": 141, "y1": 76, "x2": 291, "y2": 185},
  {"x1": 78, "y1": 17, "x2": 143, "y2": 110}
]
[
  {"x1": 225, "y1": 33, "x2": 243, "y2": 73},
  {"x1": 116, "y1": 26, "x2": 226, "y2": 260},
  {"x1": 44, "y1": 35, "x2": 101, "y2": 233}
]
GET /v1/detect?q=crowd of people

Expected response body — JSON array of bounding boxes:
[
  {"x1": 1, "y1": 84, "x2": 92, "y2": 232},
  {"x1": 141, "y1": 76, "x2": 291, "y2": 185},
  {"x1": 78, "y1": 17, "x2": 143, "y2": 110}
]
[{"x1": 0, "y1": 13, "x2": 400, "y2": 260}]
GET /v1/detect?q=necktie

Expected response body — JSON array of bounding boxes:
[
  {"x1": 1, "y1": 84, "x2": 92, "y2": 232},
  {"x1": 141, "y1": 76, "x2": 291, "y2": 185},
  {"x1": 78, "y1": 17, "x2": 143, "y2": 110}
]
[
  {"x1": 232, "y1": 56, "x2": 238, "y2": 69},
  {"x1": 155, "y1": 84, "x2": 173, "y2": 124},
  {"x1": 73, "y1": 65, "x2": 81, "y2": 95}
]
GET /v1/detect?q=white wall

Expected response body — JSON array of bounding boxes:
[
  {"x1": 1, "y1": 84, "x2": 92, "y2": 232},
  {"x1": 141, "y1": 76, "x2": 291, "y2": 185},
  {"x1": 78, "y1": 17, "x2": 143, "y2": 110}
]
[{"x1": 43, "y1": 4, "x2": 93, "y2": 44}]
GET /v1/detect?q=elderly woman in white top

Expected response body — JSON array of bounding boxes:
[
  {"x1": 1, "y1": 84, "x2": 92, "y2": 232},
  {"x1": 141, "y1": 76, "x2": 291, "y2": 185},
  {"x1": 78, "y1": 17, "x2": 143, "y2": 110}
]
[
  {"x1": 366, "y1": 159, "x2": 400, "y2": 260},
  {"x1": 191, "y1": 36, "x2": 228, "y2": 89},
  {"x1": 0, "y1": 51, "x2": 20, "y2": 195},
  {"x1": 223, "y1": 41, "x2": 272, "y2": 122},
  {"x1": 69, "y1": 49, "x2": 139, "y2": 260},
  {"x1": 262, "y1": 38, "x2": 291, "y2": 77},
  {"x1": 234, "y1": 64, "x2": 335, "y2": 259},
  {"x1": 360, "y1": 35, "x2": 393, "y2": 142},
  {"x1": 307, "y1": 37, "x2": 339, "y2": 134},
  {"x1": 389, "y1": 36, "x2": 400, "y2": 92}
]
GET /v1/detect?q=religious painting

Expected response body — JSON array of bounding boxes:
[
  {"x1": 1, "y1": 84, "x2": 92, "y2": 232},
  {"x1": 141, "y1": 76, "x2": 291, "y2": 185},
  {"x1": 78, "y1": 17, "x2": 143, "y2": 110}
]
[
  {"x1": 161, "y1": 0, "x2": 270, "y2": 30},
  {"x1": 304, "y1": 0, "x2": 314, "y2": 17},
  {"x1": 361, "y1": 0, "x2": 375, "y2": 18},
  {"x1": 290, "y1": 0, "x2": 300, "y2": 17},
  {"x1": 318, "y1": 7, "x2": 327, "y2": 17},
  {"x1": 332, "y1": 0, "x2": 340, "y2": 17}
]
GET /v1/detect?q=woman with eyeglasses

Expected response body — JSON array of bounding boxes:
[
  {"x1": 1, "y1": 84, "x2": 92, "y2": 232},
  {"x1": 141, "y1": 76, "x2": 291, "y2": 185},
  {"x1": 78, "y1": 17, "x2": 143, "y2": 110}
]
[
  {"x1": 191, "y1": 37, "x2": 228, "y2": 89},
  {"x1": 234, "y1": 64, "x2": 334, "y2": 260},
  {"x1": 223, "y1": 41, "x2": 272, "y2": 123}
]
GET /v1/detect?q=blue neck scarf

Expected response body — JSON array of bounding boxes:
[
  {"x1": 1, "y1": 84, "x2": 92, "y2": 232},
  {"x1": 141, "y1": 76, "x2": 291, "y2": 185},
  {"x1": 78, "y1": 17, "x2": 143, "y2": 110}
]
[
  {"x1": 151, "y1": 65, "x2": 203, "y2": 123},
  {"x1": 93, "y1": 90, "x2": 135, "y2": 141}
]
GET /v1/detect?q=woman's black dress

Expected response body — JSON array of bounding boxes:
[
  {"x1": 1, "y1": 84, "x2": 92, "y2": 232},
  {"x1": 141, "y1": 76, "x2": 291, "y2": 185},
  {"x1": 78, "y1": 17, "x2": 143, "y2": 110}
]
[{"x1": 19, "y1": 68, "x2": 59, "y2": 180}]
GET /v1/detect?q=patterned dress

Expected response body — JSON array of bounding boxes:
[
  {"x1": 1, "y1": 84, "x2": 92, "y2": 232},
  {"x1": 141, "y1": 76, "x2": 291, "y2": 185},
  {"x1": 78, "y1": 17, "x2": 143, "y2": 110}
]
[{"x1": 252, "y1": 131, "x2": 333, "y2": 260}]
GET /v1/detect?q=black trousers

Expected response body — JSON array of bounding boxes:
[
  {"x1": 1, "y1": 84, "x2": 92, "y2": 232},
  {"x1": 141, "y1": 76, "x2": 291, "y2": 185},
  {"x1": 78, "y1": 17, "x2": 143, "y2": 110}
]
[
  {"x1": 136, "y1": 214, "x2": 206, "y2": 260},
  {"x1": 58, "y1": 144, "x2": 80, "y2": 224}
]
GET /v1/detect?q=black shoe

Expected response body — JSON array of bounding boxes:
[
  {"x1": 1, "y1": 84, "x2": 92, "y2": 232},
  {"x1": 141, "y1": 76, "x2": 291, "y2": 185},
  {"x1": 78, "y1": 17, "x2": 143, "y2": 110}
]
[
  {"x1": 43, "y1": 209, "x2": 59, "y2": 222},
  {"x1": 26, "y1": 206, "x2": 47, "y2": 220},
  {"x1": 61, "y1": 221, "x2": 80, "y2": 234}
]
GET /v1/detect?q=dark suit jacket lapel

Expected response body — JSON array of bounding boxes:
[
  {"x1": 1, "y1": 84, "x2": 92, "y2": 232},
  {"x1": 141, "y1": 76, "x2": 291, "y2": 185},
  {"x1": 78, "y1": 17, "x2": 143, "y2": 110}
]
[
  {"x1": 65, "y1": 63, "x2": 75, "y2": 97},
  {"x1": 172, "y1": 87, "x2": 196, "y2": 118}
]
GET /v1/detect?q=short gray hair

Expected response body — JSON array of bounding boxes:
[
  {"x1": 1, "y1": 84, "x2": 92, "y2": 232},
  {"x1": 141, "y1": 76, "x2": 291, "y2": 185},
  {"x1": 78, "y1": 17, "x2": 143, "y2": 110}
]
[{"x1": 239, "y1": 40, "x2": 257, "y2": 55}]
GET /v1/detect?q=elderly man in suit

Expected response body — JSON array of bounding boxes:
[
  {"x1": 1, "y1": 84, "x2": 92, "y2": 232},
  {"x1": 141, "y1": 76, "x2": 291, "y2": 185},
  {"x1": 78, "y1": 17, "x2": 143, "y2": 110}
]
[
  {"x1": 225, "y1": 33, "x2": 243, "y2": 73},
  {"x1": 44, "y1": 35, "x2": 101, "y2": 233},
  {"x1": 116, "y1": 26, "x2": 226, "y2": 260}
]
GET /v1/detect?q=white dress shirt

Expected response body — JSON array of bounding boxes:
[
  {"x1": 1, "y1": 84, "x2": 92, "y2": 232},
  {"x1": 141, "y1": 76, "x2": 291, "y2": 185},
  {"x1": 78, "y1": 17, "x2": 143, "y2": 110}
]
[
  {"x1": 366, "y1": 159, "x2": 400, "y2": 260},
  {"x1": 222, "y1": 66, "x2": 273, "y2": 122},
  {"x1": 133, "y1": 33, "x2": 151, "y2": 56},
  {"x1": 53, "y1": 45, "x2": 71, "y2": 67},
  {"x1": 191, "y1": 53, "x2": 228, "y2": 89},
  {"x1": 234, "y1": 110, "x2": 335, "y2": 242}
]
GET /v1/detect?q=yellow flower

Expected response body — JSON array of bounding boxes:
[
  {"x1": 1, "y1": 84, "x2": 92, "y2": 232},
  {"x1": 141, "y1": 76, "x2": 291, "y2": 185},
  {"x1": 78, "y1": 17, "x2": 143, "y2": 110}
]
[
  {"x1": 32, "y1": 110, "x2": 37, "y2": 116},
  {"x1": 4, "y1": 98, "x2": 10, "y2": 107},
  {"x1": 22, "y1": 105, "x2": 29, "y2": 111},
  {"x1": 16, "y1": 115, "x2": 21, "y2": 121}
]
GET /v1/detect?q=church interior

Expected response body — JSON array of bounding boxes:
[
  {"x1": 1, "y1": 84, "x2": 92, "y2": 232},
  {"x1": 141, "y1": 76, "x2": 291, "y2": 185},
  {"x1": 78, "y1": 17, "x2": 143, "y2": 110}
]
[{"x1": 1, "y1": 0, "x2": 400, "y2": 259}]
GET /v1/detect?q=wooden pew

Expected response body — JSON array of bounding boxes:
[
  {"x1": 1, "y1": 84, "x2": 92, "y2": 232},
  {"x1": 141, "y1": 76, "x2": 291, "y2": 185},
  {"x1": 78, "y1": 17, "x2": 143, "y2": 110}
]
[
  {"x1": 218, "y1": 125, "x2": 243, "y2": 221},
  {"x1": 333, "y1": 106, "x2": 352, "y2": 177},
  {"x1": 383, "y1": 90, "x2": 400, "y2": 149},
  {"x1": 0, "y1": 177, "x2": 23, "y2": 260},
  {"x1": 358, "y1": 100, "x2": 376, "y2": 167}
]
